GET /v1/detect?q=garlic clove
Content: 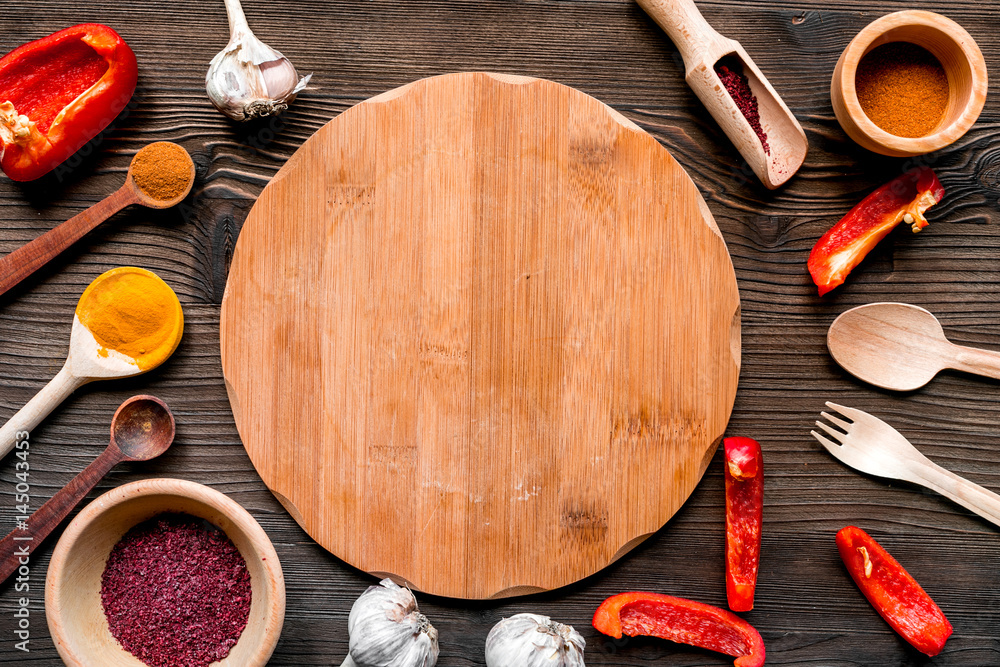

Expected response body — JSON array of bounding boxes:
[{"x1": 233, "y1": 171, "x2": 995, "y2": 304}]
[
  {"x1": 485, "y1": 613, "x2": 586, "y2": 667},
  {"x1": 343, "y1": 578, "x2": 439, "y2": 667},
  {"x1": 260, "y1": 58, "x2": 307, "y2": 100},
  {"x1": 206, "y1": 0, "x2": 312, "y2": 121}
]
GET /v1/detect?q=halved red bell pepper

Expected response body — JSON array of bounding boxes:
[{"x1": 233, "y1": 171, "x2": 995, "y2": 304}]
[
  {"x1": 725, "y1": 436, "x2": 763, "y2": 612},
  {"x1": 837, "y1": 526, "x2": 952, "y2": 657},
  {"x1": 808, "y1": 167, "x2": 945, "y2": 296},
  {"x1": 593, "y1": 591, "x2": 765, "y2": 667},
  {"x1": 0, "y1": 24, "x2": 137, "y2": 181}
]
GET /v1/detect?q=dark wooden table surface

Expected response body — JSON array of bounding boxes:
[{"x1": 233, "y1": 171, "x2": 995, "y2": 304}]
[{"x1": 2, "y1": 1, "x2": 999, "y2": 665}]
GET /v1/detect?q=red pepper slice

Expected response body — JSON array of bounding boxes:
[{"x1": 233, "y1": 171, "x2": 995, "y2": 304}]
[
  {"x1": 725, "y1": 436, "x2": 763, "y2": 612},
  {"x1": 836, "y1": 526, "x2": 952, "y2": 657},
  {"x1": 808, "y1": 167, "x2": 945, "y2": 295},
  {"x1": 0, "y1": 24, "x2": 137, "y2": 181},
  {"x1": 593, "y1": 591, "x2": 765, "y2": 667}
]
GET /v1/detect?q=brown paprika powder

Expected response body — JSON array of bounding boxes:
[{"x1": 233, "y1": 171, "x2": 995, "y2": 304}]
[
  {"x1": 855, "y1": 42, "x2": 949, "y2": 138},
  {"x1": 130, "y1": 141, "x2": 193, "y2": 202}
]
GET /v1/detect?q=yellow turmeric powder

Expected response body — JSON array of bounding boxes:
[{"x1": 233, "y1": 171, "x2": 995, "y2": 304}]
[{"x1": 76, "y1": 267, "x2": 184, "y2": 371}]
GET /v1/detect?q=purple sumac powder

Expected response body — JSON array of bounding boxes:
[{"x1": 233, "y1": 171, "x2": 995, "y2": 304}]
[
  {"x1": 716, "y1": 59, "x2": 771, "y2": 156},
  {"x1": 100, "y1": 513, "x2": 252, "y2": 667}
]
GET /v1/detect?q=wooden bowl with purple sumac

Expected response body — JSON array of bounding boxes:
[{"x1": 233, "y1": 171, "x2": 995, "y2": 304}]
[{"x1": 45, "y1": 478, "x2": 285, "y2": 667}]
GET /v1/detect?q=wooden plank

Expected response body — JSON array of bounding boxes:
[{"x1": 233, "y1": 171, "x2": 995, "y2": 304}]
[{"x1": 0, "y1": 0, "x2": 999, "y2": 663}]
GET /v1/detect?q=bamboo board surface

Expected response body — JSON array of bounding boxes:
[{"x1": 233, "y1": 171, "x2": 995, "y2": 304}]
[{"x1": 219, "y1": 72, "x2": 740, "y2": 599}]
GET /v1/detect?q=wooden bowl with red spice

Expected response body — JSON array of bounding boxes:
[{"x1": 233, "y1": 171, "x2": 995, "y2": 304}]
[
  {"x1": 831, "y1": 10, "x2": 987, "y2": 157},
  {"x1": 45, "y1": 478, "x2": 285, "y2": 667}
]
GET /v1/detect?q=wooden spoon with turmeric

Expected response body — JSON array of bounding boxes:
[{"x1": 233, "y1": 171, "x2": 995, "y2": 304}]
[
  {"x1": 0, "y1": 142, "x2": 195, "y2": 298},
  {"x1": 0, "y1": 267, "x2": 183, "y2": 459}
]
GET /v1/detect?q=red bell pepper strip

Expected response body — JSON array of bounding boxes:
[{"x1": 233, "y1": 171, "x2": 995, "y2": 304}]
[
  {"x1": 725, "y1": 436, "x2": 763, "y2": 612},
  {"x1": 836, "y1": 526, "x2": 952, "y2": 657},
  {"x1": 593, "y1": 592, "x2": 765, "y2": 667},
  {"x1": 808, "y1": 167, "x2": 945, "y2": 295},
  {"x1": 0, "y1": 24, "x2": 137, "y2": 181}
]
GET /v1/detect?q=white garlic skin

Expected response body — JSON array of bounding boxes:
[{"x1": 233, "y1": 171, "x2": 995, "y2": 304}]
[
  {"x1": 485, "y1": 613, "x2": 586, "y2": 667},
  {"x1": 206, "y1": 0, "x2": 311, "y2": 121},
  {"x1": 346, "y1": 578, "x2": 439, "y2": 667}
]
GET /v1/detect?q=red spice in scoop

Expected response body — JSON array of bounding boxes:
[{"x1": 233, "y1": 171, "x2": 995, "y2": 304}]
[
  {"x1": 716, "y1": 59, "x2": 771, "y2": 155},
  {"x1": 100, "y1": 513, "x2": 252, "y2": 667}
]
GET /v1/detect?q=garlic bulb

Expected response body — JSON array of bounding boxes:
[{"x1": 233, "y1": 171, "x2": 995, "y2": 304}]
[
  {"x1": 340, "y1": 579, "x2": 439, "y2": 667},
  {"x1": 485, "y1": 613, "x2": 586, "y2": 667},
  {"x1": 206, "y1": 0, "x2": 312, "y2": 121}
]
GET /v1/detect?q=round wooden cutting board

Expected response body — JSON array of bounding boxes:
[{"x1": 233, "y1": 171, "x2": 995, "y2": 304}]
[{"x1": 220, "y1": 72, "x2": 741, "y2": 599}]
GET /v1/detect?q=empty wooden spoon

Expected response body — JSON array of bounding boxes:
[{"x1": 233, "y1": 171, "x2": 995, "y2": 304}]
[
  {"x1": 828, "y1": 302, "x2": 1000, "y2": 391},
  {"x1": 0, "y1": 141, "x2": 195, "y2": 298},
  {"x1": 635, "y1": 0, "x2": 808, "y2": 188},
  {"x1": 0, "y1": 267, "x2": 183, "y2": 458},
  {"x1": 0, "y1": 395, "x2": 175, "y2": 584}
]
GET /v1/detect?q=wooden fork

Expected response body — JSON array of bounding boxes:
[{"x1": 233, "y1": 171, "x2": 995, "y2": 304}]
[{"x1": 812, "y1": 402, "x2": 1000, "y2": 528}]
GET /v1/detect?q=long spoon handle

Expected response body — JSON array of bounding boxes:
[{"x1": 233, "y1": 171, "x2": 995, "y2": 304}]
[
  {"x1": 0, "y1": 185, "x2": 135, "y2": 298},
  {"x1": 949, "y1": 344, "x2": 1000, "y2": 382},
  {"x1": 0, "y1": 364, "x2": 86, "y2": 460},
  {"x1": 0, "y1": 444, "x2": 123, "y2": 584},
  {"x1": 634, "y1": 0, "x2": 732, "y2": 69},
  {"x1": 908, "y1": 458, "x2": 1000, "y2": 528}
]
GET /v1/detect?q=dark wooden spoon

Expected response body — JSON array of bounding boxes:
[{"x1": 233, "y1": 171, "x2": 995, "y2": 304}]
[
  {"x1": 0, "y1": 395, "x2": 175, "y2": 583},
  {"x1": 0, "y1": 142, "x2": 194, "y2": 298}
]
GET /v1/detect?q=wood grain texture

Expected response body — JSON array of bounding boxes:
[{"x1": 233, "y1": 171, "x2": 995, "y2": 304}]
[
  {"x1": 220, "y1": 71, "x2": 740, "y2": 599},
  {"x1": 0, "y1": 187, "x2": 135, "y2": 299},
  {"x1": 0, "y1": 0, "x2": 999, "y2": 664}
]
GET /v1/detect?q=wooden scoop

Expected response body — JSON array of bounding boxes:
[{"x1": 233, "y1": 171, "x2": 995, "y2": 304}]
[
  {"x1": 636, "y1": 0, "x2": 807, "y2": 188},
  {"x1": 0, "y1": 395, "x2": 175, "y2": 584},
  {"x1": 0, "y1": 142, "x2": 195, "y2": 298},
  {"x1": 828, "y1": 302, "x2": 1000, "y2": 391},
  {"x1": 0, "y1": 268, "x2": 183, "y2": 458}
]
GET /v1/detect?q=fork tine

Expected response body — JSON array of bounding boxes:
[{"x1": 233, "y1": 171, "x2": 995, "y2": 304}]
[
  {"x1": 825, "y1": 402, "x2": 866, "y2": 422},
  {"x1": 811, "y1": 430, "x2": 841, "y2": 453},
  {"x1": 814, "y1": 420, "x2": 847, "y2": 443},
  {"x1": 820, "y1": 411, "x2": 851, "y2": 431}
]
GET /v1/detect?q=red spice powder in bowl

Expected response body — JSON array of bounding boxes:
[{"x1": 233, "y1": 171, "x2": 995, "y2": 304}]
[
  {"x1": 45, "y1": 479, "x2": 284, "y2": 667},
  {"x1": 100, "y1": 514, "x2": 253, "y2": 667}
]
